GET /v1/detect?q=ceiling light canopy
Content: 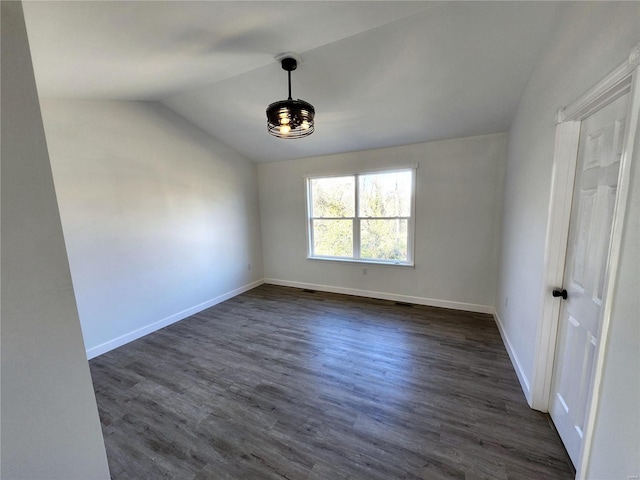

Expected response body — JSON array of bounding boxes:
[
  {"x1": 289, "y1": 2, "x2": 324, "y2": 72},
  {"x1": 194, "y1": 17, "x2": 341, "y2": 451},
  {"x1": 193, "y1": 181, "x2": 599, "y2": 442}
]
[{"x1": 266, "y1": 56, "x2": 315, "y2": 139}]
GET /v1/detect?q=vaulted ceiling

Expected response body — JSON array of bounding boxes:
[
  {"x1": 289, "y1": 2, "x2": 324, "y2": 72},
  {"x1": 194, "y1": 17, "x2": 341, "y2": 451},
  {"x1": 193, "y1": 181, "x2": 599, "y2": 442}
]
[{"x1": 23, "y1": 1, "x2": 560, "y2": 163}]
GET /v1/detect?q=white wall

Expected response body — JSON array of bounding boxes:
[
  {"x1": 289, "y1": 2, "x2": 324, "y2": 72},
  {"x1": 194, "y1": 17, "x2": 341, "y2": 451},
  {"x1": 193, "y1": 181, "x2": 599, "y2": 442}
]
[
  {"x1": 497, "y1": 0, "x2": 640, "y2": 400},
  {"x1": 259, "y1": 133, "x2": 506, "y2": 312},
  {"x1": 0, "y1": 2, "x2": 110, "y2": 478},
  {"x1": 496, "y1": 1, "x2": 640, "y2": 477},
  {"x1": 40, "y1": 99, "x2": 264, "y2": 357}
]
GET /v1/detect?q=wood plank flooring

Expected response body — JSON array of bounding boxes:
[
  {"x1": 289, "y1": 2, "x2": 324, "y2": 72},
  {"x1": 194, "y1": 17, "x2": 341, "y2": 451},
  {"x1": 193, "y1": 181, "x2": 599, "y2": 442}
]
[{"x1": 89, "y1": 284, "x2": 574, "y2": 479}]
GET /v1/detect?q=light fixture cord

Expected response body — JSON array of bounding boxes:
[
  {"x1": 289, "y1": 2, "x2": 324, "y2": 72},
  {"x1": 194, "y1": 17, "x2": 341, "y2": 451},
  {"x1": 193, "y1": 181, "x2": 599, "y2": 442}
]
[{"x1": 287, "y1": 70, "x2": 292, "y2": 100}]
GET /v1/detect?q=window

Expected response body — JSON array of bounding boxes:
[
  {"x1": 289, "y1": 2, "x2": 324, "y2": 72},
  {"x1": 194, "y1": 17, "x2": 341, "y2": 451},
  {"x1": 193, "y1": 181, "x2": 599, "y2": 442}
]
[{"x1": 307, "y1": 168, "x2": 415, "y2": 265}]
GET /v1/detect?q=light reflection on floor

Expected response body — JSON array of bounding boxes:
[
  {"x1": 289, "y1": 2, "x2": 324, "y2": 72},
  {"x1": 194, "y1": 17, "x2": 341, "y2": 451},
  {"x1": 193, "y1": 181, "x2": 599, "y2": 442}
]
[{"x1": 306, "y1": 312, "x2": 414, "y2": 404}]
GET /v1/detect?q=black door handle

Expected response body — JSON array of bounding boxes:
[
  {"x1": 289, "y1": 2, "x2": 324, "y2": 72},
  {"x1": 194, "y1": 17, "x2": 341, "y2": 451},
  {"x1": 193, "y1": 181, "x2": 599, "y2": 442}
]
[{"x1": 552, "y1": 288, "x2": 568, "y2": 300}]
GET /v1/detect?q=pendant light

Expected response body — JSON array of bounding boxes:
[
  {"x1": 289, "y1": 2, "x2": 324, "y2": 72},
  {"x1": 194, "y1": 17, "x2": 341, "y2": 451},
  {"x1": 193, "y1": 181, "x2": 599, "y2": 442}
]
[{"x1": 266, "y1": 56, "x2": 315, "y2": 139}]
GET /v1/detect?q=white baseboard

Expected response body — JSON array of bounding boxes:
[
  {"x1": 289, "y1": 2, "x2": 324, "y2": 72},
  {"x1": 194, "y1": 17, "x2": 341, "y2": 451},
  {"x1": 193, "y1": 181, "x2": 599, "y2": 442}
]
[
  {"x1": 263, "y1": 278, "x2": 494, "y2": 314},
  {"x1": 266, "y1": 278, "x2": 531, "y2": 403},
  {"x1": 492, "y1": 307, "x2": 532, "y2": 405},
  {"x1": 85, "y1": 279, "x2": 264, "y2": 359},
  {"x1": 262, "y1": 280, "x2": 532, "y2": 406},
  {"x1": 87, "y1": 278, "x2": 532, "y2": 410}
]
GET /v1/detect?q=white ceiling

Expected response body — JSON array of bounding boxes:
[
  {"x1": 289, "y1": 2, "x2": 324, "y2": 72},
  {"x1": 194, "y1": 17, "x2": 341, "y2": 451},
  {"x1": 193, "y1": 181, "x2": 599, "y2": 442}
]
[{"x1": 23, "y1": 1, "x2": 560, "y2": 163}]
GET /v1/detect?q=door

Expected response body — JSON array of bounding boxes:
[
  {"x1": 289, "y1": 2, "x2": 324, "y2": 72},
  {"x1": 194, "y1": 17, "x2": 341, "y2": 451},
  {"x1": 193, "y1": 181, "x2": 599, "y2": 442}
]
[{"x1": 549, "y1": 90, "x2": 631, "y2": 466}]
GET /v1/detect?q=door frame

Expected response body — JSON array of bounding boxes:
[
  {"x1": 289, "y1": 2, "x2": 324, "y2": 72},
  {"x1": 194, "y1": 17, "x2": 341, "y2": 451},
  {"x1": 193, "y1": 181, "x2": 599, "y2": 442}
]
[{"x1": 530, "y1": 41, "x2": 640, "y2": 477}]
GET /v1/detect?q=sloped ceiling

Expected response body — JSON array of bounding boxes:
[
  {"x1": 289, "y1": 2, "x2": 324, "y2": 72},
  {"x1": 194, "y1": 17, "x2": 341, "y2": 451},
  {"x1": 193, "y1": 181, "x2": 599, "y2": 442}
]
[{"x1": 23, "y1": 1, "x2": 560, "y2": 163}]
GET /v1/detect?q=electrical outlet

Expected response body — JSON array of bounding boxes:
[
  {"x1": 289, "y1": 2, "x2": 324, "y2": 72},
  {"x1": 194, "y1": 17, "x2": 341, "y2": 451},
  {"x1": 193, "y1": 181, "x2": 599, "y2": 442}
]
[{"x1": 248, "y1": 264, "x2": 251, "y2": 271}]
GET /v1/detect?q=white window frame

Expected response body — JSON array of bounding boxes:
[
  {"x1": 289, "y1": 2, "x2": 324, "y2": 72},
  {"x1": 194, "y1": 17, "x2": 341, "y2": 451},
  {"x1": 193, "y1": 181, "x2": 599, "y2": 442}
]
[{"x1": 306, "y1": 167, "x2": 416, "y2": 266}]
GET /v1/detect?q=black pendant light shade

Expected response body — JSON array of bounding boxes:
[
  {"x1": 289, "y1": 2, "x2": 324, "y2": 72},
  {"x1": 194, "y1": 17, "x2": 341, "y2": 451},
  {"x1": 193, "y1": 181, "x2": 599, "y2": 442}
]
[{"x1": 266, "y1": 57, "x2": 315, "y2": 139}]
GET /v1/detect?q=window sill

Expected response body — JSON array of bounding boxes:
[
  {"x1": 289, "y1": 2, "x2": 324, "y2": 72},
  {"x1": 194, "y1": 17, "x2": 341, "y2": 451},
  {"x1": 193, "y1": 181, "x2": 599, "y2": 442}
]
[{"x1": 307, "y1": 256, "x2": 415, "y2": 268}]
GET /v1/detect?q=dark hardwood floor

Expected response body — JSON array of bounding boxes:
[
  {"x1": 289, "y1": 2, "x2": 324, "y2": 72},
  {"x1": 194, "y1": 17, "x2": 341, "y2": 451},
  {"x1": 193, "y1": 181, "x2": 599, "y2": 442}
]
[{"x1": 89, "y1": 284, "x2": 574, "y2": 479}]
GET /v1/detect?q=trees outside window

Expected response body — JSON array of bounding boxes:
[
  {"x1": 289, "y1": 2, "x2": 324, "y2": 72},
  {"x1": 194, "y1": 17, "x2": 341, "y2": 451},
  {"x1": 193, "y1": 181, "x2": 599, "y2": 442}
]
[{"x1": 307, "y1": 169, "x2": 415, "y2": 265}]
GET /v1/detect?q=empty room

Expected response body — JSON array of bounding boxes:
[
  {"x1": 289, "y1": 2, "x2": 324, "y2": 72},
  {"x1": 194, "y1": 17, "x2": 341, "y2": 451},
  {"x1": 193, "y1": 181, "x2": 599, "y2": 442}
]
[{"x1": 2, "y1": 1, "x2": 639, "y2": 479}]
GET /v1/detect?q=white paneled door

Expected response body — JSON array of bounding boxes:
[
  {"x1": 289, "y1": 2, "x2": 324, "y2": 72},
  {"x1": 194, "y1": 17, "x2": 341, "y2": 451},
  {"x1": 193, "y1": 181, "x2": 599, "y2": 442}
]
[{"x1": 550, "y1": 91, "x2": 631, "y2": 466}]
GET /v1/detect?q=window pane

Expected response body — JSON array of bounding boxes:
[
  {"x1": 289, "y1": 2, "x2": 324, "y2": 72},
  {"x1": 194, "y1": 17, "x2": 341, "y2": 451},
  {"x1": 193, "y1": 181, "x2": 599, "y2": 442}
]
[
  {"x1": 311, "y1": 176, "x2": 355, "y2": 217},
  {"x1": 359, "y1": 171, "x2": 412, "y2": 217},
  {"x1": 360, "y1": 219, "x2": 408, "y2": 261},
  {"x1": 313, "y1": 219, "x2": 353, "y2": 257}
]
